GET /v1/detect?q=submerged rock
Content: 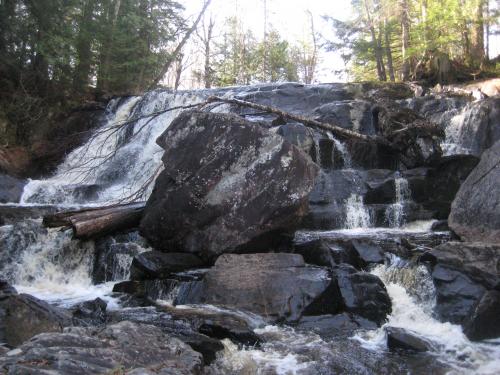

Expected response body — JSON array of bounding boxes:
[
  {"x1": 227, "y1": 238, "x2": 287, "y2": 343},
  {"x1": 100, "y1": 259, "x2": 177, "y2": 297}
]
[
  {"x1": 449, "y1": 140, "x2": 500, "y2": 243},
  {"x1": 386, "y1": 327, "x2": 434, "y2": 352},
  {"x1": 176, "y1": 253, "x2": 340, "y2": 322},
  {"x1": 0, "y1": 321, "x2": 203, "y2": 374},
  {"x1": 296, "y1": 313, "x2": 377, "y2": 339},
  {"x1": 140, "y1": 110, "x2": 318, "y2": 259},
  {"x1": 72, "y1": 298, "x2": 107, "y2": 327}
]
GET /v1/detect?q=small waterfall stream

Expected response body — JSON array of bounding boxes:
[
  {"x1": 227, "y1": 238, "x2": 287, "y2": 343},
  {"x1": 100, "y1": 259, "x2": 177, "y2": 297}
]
[
  {"x1": 344, "y1": 194, "x2": 372, "y2": 229},
  {"x1": 385, "y1": 176, "x2": 411, "y2": 228}
]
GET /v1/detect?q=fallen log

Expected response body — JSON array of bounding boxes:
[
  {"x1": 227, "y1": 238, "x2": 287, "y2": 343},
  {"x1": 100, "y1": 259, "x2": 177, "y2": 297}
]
[
  {"x1": 43, "y1": 202, "x2": 145, "y2": 240},
  {"x1": 205, "y1": 95, "x2": 394, "y2": 148}
]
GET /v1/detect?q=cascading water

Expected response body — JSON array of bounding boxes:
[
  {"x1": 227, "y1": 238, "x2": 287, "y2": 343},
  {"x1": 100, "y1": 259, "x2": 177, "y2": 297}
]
[
  {"x1": 21, "y1": 90, "x2": 206, "y2": 205},
  {"x1": 332, "y1": 137, "x2": 352, "y2": 169},
  {"x1": 354, "y1": 256, "x2": 500, "y2": 374},
  {"x1": 344, "y1": 193, "x2": 372, "y2": 229},
  {"x1": 385, "y1": 176, "x2": 411, "y2": 228}
]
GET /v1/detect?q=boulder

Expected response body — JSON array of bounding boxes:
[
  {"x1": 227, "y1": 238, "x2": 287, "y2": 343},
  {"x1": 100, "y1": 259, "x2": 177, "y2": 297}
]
[
  {"x1": 176, "y1": 253, "x2": 341, "y2": 322},
  {"x1": 0, "y1": 173, "x2": 26, "y2": 204},
  {"x1": 0, "y1": 321, "x2": 203, "y2": 374},
  {"x1": 0, "y1": 293, "x2": 71, "y2": 347},
  {"x1": 449, "y1": 140, "x2": 500, "y2": 243},
  {"x1": 464, "y1": 290, "x2": 500, "y2": 341},
  {"x1": 130, "y1": 251, "x2": 204, "y2": 280},
  {"x1": 140, "y1": 111, "x2": 318, "y2": 259},
  {"x1": 333, "y1": 264, "x2": 392, "y2": 325},
  {"x1": 386, "y1": 327, "x2": 434, "y2": 352}
]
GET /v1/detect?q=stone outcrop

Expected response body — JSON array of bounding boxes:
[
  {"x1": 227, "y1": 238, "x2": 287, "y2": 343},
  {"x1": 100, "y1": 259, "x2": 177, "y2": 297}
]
[{"x1": 449, "y1": 140, "x2": 500, "y2": 243}]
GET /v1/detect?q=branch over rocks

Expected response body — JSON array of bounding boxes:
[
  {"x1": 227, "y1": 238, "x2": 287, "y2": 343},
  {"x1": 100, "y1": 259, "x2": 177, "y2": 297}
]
[{"x1": 204, "y1": 96, "x2": 394, "y2": 147}]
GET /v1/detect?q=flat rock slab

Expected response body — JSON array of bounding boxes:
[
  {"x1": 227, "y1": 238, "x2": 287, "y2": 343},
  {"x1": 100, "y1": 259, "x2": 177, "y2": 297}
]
[
  {"x1": 0, "y1": 321, "x2": 202, "y2": 374},
  {"x1": 177, "y1": 253, "x2": 338, "y2": 322}
]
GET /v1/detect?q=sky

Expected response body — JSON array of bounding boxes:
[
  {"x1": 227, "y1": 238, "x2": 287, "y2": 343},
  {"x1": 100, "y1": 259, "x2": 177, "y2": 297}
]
[
  {"x1": 180, "y1": 0, "x2": 353, "y2": 85},
  {"x1": 179, "y1": 0, "x2": 500, "y2": 87}
]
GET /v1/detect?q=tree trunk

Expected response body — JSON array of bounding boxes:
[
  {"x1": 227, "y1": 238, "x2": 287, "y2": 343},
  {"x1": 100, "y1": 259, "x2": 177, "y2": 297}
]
[
  {"x1": 73, "y1": 0, "x2": 97, "y2": 94},
  {"x1": 400, "y1": 0, "x2": 411, "y2": 81},
  {"x1": 363, "y1": 0, "x2": 386, "y2": 81},
  {"x1": 148, "y1": 0, "x2": 211, "y2": 89},
  {"x1": 384, "y1": 19, "x2": 395, "y2": 82},
  {"x1": 470, "y1": 0, "x2": 485, "y2": 66},
  {"x1": 97, "y1": 0, "x2": 122, "y2": 93},
  {"x1": 44, "y1": 202, "x2": 145, "y2": 240}
]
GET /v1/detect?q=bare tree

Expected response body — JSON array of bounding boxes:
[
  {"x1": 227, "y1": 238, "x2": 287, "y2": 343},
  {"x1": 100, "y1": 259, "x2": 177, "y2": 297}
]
[
  {"x1": 148, "y1": 0, "x2": 212, "y2": 89},
  {"x1": 196, "y1": 15, "x2": 216, "y2": 88}
]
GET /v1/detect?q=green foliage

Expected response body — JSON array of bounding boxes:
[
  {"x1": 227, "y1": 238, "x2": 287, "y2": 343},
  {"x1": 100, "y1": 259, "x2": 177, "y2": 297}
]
[{"x1": 325, "y1": 0, "x2": 496, "y2": 82}]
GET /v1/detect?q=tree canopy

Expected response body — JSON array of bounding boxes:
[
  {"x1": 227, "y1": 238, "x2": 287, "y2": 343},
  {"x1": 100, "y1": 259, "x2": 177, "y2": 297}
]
[{"x1": 324, "y1": 0, "x2": 499, "y2": 83}]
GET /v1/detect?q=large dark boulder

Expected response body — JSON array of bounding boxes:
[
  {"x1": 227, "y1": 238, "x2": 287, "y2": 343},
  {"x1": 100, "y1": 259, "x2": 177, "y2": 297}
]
[
  {"x1": 0, "y1": 293, "x2": 71, "y2": 347},
  {"x1": 0, "y1": 321, "x2": 202, "y2": 374},
  {"x1": 176, "y1": 253, "x2": 341, "y2": 322},
  {"x1": 130, "y1": 251, "x2": 204, "y2": 280},
  {"x1": 140, "y1": 110, "x2": 318, "y2": 259},
  {"x1": 449, "y1": 140, "x2": 500, "y2": 243},
  {"x1": 0, "y1": 173, "x2": 26, "y2": 203}
]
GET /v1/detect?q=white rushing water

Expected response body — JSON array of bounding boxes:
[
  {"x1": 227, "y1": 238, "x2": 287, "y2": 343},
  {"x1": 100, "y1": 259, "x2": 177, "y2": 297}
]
[
  {"x1": 21, "y1": 90, "x2": 205, "y2": 205},
  {"x1": 345, "y1": 193, "x2": 372, "y2": 229},
  {"x1": 354, "y1": 258, "x2": 500, "y2": 374},
  {"x1": 385, "y1": 176, "x2": 411, "y2": 228}
]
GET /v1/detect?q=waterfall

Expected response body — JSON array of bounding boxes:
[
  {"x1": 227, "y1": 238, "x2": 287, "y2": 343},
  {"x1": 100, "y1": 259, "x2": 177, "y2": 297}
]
[
  {"x1": 354, "y1": 257, "x2": 500, "y2": 373},
  {"x1": 345, "y1": 194, "x2": 372, "y2": 229},
  {"x1": 21, "y1": 90, "x2": 205, "y2": 205},
  {"x1": 385, "y1": 176, "x2": 411, "y2": 228},
  {"x1": 332, "y1": 138, "x2": 352, "y2": 169}
]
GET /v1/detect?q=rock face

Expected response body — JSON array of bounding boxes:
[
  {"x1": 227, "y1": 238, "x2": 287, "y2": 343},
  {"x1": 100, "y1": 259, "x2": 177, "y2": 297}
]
[
  {"x1": 140, "y1": 110, "x2": 318, "y2": 259},
  {"x1": 176, "y1": 253, "x2": 339, "y2": 322},
  {"x1": 0, "y1": 321, "x2": 203, "y2": 374},
  {"x1": 0, "y1": 293, "x2": 71, "y2": 346},
  {"x1": 449, "y1": 140, "x2": 500, "y2": 243},
  {"x1": 421, "y1": 242, "x2": 500, "y2": 340}
]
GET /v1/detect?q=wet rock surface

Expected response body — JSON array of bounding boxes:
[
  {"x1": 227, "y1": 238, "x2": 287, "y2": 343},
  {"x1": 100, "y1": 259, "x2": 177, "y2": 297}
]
[
  {"x1": 176, "y1": 253, "x2": 338, "y2": 322},
  {"x1": 386, "y1": 327, "x2": 434, "y2": 352},
  {"x1": 0, "y1": 321, "x2": 203, "y2": 374},
  {"x1": 140, "y1": 110, "x2": 318, "y2": 259},
  {"x1": 449, "y1": 140, "x2": 500, "y2": 243},
  {"x1": 333, "y1": 264, "x2": 392, "y2": 325}
]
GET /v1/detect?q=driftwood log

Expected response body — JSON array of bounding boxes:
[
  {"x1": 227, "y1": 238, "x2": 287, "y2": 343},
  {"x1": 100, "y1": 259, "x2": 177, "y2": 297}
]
[{"x1": 43, "y1": 202, "x2": 145, "y2": 240}]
